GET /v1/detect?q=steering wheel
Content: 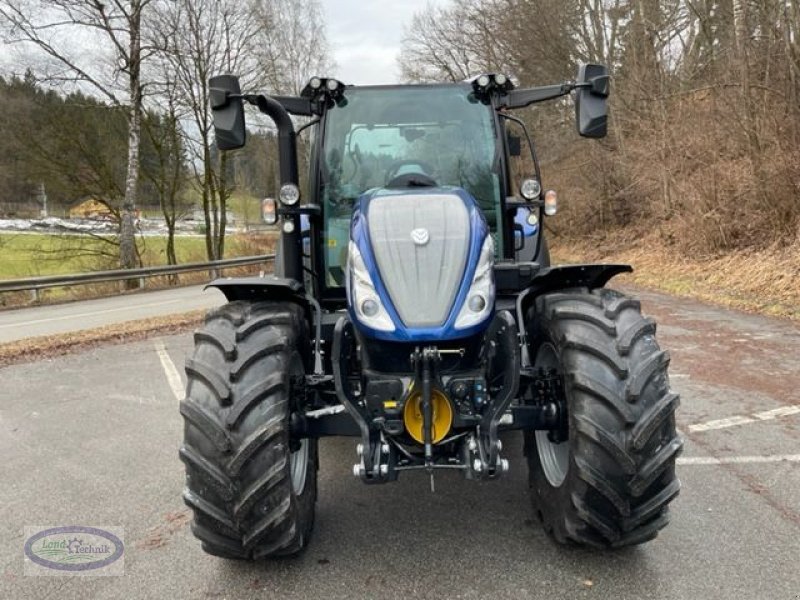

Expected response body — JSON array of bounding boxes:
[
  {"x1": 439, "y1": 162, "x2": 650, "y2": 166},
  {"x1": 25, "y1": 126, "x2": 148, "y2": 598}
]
[{"x1": 384, "y1": 159, "x2": 436, "y2": 185}]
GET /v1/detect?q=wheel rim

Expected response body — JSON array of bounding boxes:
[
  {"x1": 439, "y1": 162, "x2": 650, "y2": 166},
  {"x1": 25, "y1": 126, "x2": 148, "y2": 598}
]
[
  {"x1": 534, "y1": 342, "x2": 570, "y2": 488},
  {"x1": 290, "y1": 439, "x2": 309, "y2": 496}
]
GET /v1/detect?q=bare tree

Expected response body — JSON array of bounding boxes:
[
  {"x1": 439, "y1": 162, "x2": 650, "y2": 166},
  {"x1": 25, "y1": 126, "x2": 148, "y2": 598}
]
[
  {"x1": 141, "y1": 89, "x2": 187, "y2": 268},
  {"x1": 253, "y1": 0, "x2": 333, "y2": 94},
  {"x1": 397, "y1": 0, "x2": 800, "y2": 252},
  {"x1": 0, "y1": 0, "x2": 154, "y2": 270},
  {"x1": 399, "y1": 3, "x2": 481, "y2": 83},
  {"x1": 151, "y1": 0, "x2": 261, "y2": 260},
  {"x1": 151, "y1": 0, "x2": 331, "y2": 260}
]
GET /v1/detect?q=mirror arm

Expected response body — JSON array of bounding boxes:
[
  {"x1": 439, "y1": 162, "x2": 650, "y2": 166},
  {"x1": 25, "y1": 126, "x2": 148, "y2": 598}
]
[
  {"x1": 272, "y1": 95, "x2": 314, "y2": 117},
  {"x1": 216, "y1": 91, "x2": 313, "y2": 119},
  {"x1": 499, "y1": 73, "x2": 609, "y2": 110},
  {"x1": 499, "y1": 82, "x2": 576, "y2": 109}
]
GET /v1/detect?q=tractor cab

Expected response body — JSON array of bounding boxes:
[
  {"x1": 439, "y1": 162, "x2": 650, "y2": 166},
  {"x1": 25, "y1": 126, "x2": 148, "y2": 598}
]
[
  {"x1": 206, "y1": 69, "x2": 612, "y2": 305},
  {"x1": 319, "y1": 84, "x2": 504, "y2": 288},
  {"x1": 317, "y1": 84, "x2": 501, "y2": 341}
]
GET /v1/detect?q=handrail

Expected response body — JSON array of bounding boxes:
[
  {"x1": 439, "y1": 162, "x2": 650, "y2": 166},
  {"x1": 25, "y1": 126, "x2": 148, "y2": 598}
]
[{"x1": 0, "y1": 254, "x2": 275, "y2": 294}]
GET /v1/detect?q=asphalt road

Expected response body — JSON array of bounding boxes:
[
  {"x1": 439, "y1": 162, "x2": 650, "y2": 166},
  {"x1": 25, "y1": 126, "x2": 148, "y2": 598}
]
[
  {"x1": 2, "y1": 288, "x2": 800, "y2": 599},
  {"x1": 0, "y1": 285, "x2": 226, "y2": 343}
]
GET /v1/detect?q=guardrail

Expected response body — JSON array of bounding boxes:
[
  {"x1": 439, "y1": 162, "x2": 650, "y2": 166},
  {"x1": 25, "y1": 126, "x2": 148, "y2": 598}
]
[{"x1": 0, "y1": 254, "x2": 275, "y2": 301}]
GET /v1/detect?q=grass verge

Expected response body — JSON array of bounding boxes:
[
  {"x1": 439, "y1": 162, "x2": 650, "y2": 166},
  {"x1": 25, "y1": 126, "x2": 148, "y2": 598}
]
[
  {"x1": 0, "y1": 232, "x2": 212, "y2": 279},
  {"x1": 0, "y1": 231, "x2": 278, "y2": 309},
  {"x1": 552, "y1": 232, "x2": 800, "y2": 320},
  {"x1": 0, "y1": 309, "x2": 205, "y2": 367}
]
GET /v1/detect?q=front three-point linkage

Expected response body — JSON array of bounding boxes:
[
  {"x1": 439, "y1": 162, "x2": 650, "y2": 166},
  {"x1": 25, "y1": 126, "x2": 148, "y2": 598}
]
[
  {"x1": 410, "y1": 346, "x2": 441, "y2": 491},
  {"x1": 332, "y1": 316, "x2": 396, "y2": 484},
  {"x1": 468, "y1": 311, "x2": 520, "y2": 479}
]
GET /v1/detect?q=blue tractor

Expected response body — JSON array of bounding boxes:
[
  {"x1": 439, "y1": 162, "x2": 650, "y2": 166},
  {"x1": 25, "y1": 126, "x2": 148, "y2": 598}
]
[{"x1": 181, "y1": 66, "x2": 682, "y2": 558}]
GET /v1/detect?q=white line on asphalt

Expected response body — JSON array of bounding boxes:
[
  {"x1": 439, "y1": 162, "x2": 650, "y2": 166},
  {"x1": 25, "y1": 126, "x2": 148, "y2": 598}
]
[
  {"x1": 0, "y1": 297, "x2": 190, "y2": 329},
  {"x1": 688, "y1": 404, "x2": 800, "y2": 432},
  {"x1": 689, "y1": 415, "x2": 757, "y2": 432},
  {"x1": 753, "y1": 405, "x2": 800, "y2": 420},
  {"x1": 678, "y1": 454, "x2": 800, "y2": 465},
  {"x1": 155, "y1": 340, "x2": 184, "y2": 401}
]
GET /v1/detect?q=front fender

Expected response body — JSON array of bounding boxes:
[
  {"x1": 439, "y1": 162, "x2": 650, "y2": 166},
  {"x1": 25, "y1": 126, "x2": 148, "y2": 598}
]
[
  {"x1": 514, "y1": 264, "x2": 632, "y2": 366},
  {"x1": 206, "y1": 276, "x2": 324, "y2": 374},
  {"x1": 522, "y1": 263, "x2": 632, "y2": 296},
  {"x1": 205, "y1": 276, "x2": 304, "y2": 303}
]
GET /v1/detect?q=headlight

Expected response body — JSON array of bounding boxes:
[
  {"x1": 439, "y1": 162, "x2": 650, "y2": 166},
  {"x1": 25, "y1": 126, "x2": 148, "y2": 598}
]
[
  {"x1": 520, "y1": 178, "x2": 541, "y2": 200},
  {"x1": 455, "y1": 236, "x2": 495, "y2": 329},
  {"x1": 346, "y1": 241, "x2": 395, "y2": 332},
  {"x1": 279, "y1": 183, "x2": 300, "y2": 206}
]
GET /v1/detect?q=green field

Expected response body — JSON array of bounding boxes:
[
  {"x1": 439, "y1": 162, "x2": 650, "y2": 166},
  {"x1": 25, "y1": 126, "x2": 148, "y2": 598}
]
[
  {"x1": 0, "y1": 233, "x2": 210, "y2": 280},
  {"x1": 137, "y1": 192, "x2": 263, "y2": 224}
]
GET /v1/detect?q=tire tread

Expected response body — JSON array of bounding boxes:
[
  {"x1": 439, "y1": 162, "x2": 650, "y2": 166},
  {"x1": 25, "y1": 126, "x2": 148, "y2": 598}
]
[
  {"x1": 181, "y1": 301, "x2": 316, "y2": 560},
  {"x1": 527, "y1": 288, "x2": 682, "y2": 548}
]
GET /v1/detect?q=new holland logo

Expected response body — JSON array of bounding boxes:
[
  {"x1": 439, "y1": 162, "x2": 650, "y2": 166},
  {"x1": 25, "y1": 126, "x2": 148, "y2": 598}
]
[{"x1": 411, "y1": 228, "x2": 430, "y2": 246}]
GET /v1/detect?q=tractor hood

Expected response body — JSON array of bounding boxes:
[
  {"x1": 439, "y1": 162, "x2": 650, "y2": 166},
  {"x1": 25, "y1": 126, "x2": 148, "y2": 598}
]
[{"x1": 346, "y1": 186, "x2": 494, "y2": 341}]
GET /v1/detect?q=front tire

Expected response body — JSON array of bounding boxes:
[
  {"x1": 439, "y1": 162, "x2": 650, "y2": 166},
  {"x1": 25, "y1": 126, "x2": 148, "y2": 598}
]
[
  {"x1": 525, "y1": 288, "x2": 682, "y2": 548},
  {"x1": 180, "y1": 301, "x2": 317, "y2": 559}
]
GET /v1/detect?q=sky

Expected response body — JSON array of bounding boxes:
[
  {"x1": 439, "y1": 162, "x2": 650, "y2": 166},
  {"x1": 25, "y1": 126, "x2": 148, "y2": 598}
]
[
  {"x1": 0, "y1": 1, "x2": 448, "y2": 87},
  {"x1": 319, "y1": 0, "x2": 448, "y2": 85}
]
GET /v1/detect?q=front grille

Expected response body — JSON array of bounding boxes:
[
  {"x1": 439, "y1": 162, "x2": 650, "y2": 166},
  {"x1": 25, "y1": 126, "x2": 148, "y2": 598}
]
[{"x1": 368, "y1": 193, "x2": 470, "y2": 327}]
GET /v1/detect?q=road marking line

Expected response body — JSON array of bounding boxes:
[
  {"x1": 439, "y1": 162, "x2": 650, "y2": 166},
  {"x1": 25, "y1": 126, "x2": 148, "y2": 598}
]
[
  {"x1": 753, "y1": 405, "x2": 800, "y2": 421},
  {"x1": 155, "y1": 341, "x2": 184, "y2": 401},
  {"x1": 688, "y1": 404, "x2": 800, "y2": 432},
  {"x1": 689, "y1": 415, "x2": 756, "y2": 432},
  {"x1": 678, "y1": 454, "x2": 800, "y2": 465}
]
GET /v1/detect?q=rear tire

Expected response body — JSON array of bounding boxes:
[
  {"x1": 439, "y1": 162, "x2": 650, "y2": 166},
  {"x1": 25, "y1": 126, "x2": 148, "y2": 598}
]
[
  {"x1": 524, "y1": 288, "x2": 682, "y2": 548},
  {"x1": 180, "y1": 300, "x2": 317, "y2": 559}
]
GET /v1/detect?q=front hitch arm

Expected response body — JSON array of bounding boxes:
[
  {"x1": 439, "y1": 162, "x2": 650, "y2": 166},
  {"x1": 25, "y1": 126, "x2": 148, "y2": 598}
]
[
  {"x1": 332, "y1": 316, "x2": 387, "y2": 482},
  {"x1": 478, "y1": 311, "x2": 520, "y2": 475}
]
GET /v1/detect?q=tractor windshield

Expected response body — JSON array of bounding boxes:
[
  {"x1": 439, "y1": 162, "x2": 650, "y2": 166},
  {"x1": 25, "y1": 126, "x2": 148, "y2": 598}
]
[{"x1": 320, "y1": 85, "x2": 503, "y2": 287}]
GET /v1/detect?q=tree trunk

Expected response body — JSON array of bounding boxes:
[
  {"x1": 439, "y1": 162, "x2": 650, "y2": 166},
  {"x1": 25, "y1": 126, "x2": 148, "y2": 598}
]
[
  {"x1": 783, "y1": 0, "x2": 799, "y2": 145},
  {"x1": 201, "y1": 136, "x2": 216, "y2": 260},
  {"x1": 120, "y1": 3, "x2": 143, "y2": 274},
  {"x1": 733, "y1": 0, "x2": 761, "y2": 157},
  {"x1": 120, "y1": 96, "x2": 140, "y2": 271},
  {"x1": 166, "y1": 227, "x2": 177, "y2": 284}
]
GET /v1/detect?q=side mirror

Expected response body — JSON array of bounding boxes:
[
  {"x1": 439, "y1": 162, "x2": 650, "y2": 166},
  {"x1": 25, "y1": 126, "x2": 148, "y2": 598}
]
[
  {"x1": 209, "y1": 74, "x2": 246, "y2": 150},
  {"x1": 575, "y1": 64, "x2": 609, "y2": 138}
]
